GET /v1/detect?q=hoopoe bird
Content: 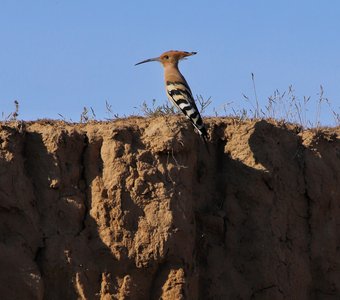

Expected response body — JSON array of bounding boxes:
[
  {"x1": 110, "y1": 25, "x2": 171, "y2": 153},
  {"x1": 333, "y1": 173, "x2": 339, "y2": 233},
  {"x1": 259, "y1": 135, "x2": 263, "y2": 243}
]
[{"x1": 135, "y1": 50, "x2": 209, "y2": 145}]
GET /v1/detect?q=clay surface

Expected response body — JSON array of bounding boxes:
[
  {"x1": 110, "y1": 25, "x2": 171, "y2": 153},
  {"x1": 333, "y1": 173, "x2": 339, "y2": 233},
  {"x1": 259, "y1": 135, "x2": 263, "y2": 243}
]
[{"x1": 0, "y1": 117, "x2": 339, "y2": 299}]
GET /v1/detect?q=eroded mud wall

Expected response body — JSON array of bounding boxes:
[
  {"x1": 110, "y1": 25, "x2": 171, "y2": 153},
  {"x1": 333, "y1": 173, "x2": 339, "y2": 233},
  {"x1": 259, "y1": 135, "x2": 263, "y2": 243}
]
[{"x1": 0, "y1": 118, "x2": 339, "y2": 299}]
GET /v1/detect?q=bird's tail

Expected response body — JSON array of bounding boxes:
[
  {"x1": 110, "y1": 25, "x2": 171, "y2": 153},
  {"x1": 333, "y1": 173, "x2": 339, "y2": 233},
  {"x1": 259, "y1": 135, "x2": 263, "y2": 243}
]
[{"x1": 200, "y1": 128, "x2": 210, "y2": 154}]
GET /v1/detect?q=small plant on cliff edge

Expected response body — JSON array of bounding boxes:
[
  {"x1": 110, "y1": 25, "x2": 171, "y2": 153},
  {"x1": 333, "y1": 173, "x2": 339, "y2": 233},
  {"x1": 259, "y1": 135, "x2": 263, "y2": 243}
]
[
  {"x1": 196, "y1": 95, "x2": 212, "y2": 114},
  {"x1": 139, "y1": 95, "x2": 212, "y2": 117},
  {"x1": 330, "y1": 107, "x2": 340, "y2": 127},
  {"x1": 2, "y1": 100, "x2": 19, "y2": 121},
  {"x1": 214, "y1": 73, "x2": 340, "y2": 128},
  {"x1": 80, "y1": 106, "x2": 96, "y2": 123},
  {"x1": 138, "y1": 99, "x2": 176, "y2": 117},
  {"x1": 105, "y1": 100, "x2": 120, "y2": 120}
]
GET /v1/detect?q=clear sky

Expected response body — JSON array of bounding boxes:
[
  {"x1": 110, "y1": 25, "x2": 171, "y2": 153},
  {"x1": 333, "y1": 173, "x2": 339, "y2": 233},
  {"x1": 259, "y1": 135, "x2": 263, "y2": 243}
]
[{"x1": 0, "y1": 1, "x2": 339, "y2": 126}]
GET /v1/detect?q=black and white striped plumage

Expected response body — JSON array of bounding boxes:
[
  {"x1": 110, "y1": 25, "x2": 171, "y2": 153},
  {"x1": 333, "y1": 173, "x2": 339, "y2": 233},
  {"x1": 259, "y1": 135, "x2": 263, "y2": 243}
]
[
  {"x1": 166, "y1": 80, "x2": 208, "y2": 142},
  {"x1": 135, "y1": 50, "x2": 209, "y2": 147}
]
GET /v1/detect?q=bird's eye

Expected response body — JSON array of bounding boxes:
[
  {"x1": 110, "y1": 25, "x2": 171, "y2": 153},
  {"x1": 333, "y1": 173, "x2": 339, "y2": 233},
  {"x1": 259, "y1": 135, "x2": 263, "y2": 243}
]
[{"x1": 164, "y1": 55, "x2": 169, "y2": 59}]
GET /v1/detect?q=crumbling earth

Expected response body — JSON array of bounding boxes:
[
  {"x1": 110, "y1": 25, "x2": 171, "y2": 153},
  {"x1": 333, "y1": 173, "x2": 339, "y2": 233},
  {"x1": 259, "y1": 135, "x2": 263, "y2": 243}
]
[{"x1": 0, "y1": 117, "x2": 339, "y2": 299}]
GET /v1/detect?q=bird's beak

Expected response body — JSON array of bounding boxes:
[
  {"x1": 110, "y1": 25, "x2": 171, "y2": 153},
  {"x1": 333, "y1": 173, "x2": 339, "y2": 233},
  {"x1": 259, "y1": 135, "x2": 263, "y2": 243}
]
[{"x1": 135, "y1": 57, "x2": 160, "y2": 66}]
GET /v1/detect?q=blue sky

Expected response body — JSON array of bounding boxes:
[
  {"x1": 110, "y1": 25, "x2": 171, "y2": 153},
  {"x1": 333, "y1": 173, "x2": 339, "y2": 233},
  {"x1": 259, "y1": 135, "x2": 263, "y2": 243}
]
[{"x1": 0, "y1": 1, "x2": 339, "y2": 125}]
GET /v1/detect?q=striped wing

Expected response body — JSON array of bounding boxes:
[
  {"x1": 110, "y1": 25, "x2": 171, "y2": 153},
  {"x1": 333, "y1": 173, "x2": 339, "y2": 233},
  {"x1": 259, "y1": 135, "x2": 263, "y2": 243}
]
[{"x1": 166, "y1": 81, "x2": 208, "y2": 140}]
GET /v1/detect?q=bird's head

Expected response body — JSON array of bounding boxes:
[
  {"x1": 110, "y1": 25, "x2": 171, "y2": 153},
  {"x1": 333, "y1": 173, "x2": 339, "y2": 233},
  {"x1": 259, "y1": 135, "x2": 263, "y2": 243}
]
[{"x1": 135, "y1": 50, "x2": 197, "y2": 67}]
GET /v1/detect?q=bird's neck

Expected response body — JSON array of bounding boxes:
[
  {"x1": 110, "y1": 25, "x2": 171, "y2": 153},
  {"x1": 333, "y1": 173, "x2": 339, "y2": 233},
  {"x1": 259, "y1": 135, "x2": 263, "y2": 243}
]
[{"x1": 163, "y1": 64, "x2": 185, "y2": 83}]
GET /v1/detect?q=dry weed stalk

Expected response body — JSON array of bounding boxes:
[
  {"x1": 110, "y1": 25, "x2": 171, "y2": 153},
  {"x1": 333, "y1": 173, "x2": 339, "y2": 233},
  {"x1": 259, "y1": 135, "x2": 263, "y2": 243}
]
[{"x1": 2, "y1": 100, "x2": 20, "y2": 121}]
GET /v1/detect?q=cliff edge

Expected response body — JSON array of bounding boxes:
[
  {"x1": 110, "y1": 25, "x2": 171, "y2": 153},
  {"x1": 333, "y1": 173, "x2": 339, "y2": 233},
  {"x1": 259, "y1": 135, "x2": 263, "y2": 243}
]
[{"x1": 0, "y1": 117, "x2": 339, "y2": 299}]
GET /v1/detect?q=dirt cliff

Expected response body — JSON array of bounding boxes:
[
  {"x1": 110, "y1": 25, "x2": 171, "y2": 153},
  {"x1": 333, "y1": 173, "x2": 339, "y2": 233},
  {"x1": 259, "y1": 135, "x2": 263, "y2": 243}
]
[{"x1": 0, "y1": 116, "x2": 339, "y2": 299}]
